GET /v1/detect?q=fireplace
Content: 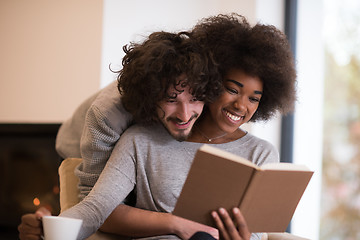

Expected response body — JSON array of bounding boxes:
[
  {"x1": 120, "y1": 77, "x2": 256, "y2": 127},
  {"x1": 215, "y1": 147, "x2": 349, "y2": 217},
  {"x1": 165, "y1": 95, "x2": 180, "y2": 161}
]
[{"x1": 0, "y1": 123, "x2": 61, "y2": 239}]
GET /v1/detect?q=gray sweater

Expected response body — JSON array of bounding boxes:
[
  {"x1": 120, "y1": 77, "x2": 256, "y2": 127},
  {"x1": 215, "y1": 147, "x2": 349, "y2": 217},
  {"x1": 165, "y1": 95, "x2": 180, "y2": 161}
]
[
  {"x1": 55, "y1": 81, "x2": 134, "y2": 200},
  {"x1": 60, "y1": 124, "x2": 279, "y2": 240}
]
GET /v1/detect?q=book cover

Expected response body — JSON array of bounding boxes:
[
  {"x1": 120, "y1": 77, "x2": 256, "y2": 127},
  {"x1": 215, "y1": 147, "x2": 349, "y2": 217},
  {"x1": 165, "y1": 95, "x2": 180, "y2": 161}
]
[{"x1": 173, "y1": 145, "x2": 313, "y2": 233}]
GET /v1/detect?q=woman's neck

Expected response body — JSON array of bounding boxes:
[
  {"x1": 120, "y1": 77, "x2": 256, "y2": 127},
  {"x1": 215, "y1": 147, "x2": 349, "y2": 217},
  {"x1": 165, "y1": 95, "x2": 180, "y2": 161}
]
[{"x1": 187, "y1": 115, "x2": 246, "y2": 144}]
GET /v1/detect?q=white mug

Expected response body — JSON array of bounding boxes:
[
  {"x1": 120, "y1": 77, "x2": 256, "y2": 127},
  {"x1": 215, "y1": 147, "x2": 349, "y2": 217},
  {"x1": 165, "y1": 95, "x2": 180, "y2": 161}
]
[{"x1": 42, "y1": 216, "x2": 83, "y2": 240}]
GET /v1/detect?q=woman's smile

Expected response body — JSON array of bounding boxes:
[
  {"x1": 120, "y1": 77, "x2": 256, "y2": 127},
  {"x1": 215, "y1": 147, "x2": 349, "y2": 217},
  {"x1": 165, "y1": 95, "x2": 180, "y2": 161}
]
[{"x1": 223, "y1": 108, "x2": 244, "y2": 123}]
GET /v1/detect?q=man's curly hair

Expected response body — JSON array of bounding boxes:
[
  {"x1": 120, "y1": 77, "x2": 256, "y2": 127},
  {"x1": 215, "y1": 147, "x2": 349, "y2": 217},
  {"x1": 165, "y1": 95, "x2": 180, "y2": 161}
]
[
  {"x1": 191, "y1": 13, "x2": 297, "y2": 122},
  {"x1": 116, "y1": 31, "x2": 222, "y2": 124}
]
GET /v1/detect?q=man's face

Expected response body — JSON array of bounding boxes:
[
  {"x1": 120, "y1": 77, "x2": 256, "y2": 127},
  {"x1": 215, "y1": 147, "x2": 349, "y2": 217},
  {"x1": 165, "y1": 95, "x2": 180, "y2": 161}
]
[{"x1": 156, "y1": 77, "x2": 204, "y2": 141}]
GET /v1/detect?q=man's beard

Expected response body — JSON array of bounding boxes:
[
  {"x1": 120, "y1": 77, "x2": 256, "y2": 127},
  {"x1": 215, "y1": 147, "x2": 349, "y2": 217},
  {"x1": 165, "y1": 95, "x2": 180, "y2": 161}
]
[
  {"x1": 163, "y1": 114, "x2": 198, "y2": 141},
  {"x1": 165, "y1": 128, "x2": 189, "y2": 142},
  {"x1": 172, "y1": 130, "x2": 189, "y2": 142}
]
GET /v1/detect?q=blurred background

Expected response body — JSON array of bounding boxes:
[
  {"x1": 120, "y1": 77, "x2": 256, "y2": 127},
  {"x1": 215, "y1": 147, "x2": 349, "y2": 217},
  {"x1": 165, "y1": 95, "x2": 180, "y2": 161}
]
[{"x1": 0, "y1": 0, "x2": 359, "y2": 239}]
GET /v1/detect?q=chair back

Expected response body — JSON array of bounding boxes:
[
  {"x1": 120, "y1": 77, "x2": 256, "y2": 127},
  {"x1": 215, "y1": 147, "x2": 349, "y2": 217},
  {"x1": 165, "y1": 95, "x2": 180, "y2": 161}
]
[{"x1": 58, "y1": 158, "x2": 82, "y2": 212}]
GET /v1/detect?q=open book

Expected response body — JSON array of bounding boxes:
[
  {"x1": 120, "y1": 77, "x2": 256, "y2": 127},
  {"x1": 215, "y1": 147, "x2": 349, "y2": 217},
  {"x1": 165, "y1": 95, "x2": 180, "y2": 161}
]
[{"x1": 173, "y1": 145, "x2": 313, "y2": 233}]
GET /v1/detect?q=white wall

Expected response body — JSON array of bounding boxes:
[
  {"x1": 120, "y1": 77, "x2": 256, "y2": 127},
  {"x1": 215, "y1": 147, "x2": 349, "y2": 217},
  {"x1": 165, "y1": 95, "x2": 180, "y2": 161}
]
[
  {"x1": 100, "y1": 0, "x2": 257, "y2": 87},
  {"x1": 292, "y1": 0, "x2": 324, "y2": 239},
  {"x1": 0, "y1": 0, "x2": 103, "y2": 123}
]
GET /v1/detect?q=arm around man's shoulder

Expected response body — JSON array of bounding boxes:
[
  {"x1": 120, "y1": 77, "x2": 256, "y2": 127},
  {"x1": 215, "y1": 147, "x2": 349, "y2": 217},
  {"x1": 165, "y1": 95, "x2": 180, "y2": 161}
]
[{"x1": 56, "y1": 81, "x2": 134, "y2": 200}]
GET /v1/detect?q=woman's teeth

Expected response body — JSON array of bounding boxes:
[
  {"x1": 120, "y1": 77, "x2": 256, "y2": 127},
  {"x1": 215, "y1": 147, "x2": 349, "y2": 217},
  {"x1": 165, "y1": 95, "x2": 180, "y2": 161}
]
[{"x1": 225, "y1": 110, "x2": 242, "y2": 121}]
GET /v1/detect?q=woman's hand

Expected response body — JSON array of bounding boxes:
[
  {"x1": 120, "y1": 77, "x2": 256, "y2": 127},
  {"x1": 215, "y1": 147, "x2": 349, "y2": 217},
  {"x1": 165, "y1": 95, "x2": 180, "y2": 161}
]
[{"x1": 212, "y1": 208, "x2": 251, "y2": 240}]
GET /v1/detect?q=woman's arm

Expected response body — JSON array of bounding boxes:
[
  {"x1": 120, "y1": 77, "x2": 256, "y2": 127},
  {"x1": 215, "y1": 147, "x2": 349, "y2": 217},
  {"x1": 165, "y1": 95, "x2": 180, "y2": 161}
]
[{"x1": 99, "y1": 204, "x2": 219, "y2": 240}]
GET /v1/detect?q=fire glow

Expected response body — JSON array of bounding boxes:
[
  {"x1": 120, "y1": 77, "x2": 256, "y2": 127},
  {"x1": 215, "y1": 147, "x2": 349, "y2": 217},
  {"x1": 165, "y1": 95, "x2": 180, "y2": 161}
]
[{"x1": 33, "y1": 198, "x2": 40, "y2": 206}]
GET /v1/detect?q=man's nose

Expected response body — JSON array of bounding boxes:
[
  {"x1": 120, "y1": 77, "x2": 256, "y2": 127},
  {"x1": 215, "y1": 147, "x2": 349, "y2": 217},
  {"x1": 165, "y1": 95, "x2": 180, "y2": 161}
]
[{"x1": 176, "y1": 103, "x2": 192, "y2": 123}]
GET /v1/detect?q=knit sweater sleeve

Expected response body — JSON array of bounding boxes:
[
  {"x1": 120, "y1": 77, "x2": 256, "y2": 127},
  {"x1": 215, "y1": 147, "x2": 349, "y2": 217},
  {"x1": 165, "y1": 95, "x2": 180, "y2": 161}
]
[
  {"x1": 75, "y1": 82, "x2": 133, "y2": 200},
  {"x1": 60, "y1": 133, "x2": 137, "y2": 240},
  {"x1": 55, "y1": 90, "x2": 100, "y2": 159}
]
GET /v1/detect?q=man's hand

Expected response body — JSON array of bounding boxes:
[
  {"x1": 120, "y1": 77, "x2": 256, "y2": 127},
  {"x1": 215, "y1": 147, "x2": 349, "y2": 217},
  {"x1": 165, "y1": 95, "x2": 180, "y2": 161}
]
[
  {"x1": 211, "y1": 208, "x2": 251, "y2": 240},
  {"x1": 18, "y1": 207, "x2": 51, "y2": 240},
  {"x1": 172, "y1": 215, "x2": 219, "y2": 240}
]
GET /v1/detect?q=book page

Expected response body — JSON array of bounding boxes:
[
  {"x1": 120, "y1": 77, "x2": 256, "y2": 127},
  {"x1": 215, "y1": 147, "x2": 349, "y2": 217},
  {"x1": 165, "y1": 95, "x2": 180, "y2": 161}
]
[{"x1": 261, "y1": 162, "x2": 310, "y2": 171}]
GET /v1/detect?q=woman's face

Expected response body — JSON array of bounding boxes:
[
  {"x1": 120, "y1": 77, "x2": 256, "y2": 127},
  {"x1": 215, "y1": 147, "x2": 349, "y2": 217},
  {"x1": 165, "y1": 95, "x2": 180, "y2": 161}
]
[{"x1": 208, "y1": 68, "x2": 263, "y2": 133}]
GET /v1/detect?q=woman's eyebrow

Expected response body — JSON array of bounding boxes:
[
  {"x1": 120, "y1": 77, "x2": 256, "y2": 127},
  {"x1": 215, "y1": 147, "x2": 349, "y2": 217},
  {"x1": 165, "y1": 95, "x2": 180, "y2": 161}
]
[
  {"x1": 226, "y1": 79, "x2": 244, "y2": 87},
  {"x1": 225, "y1": 79, "x2": 263, "y2": 95}
]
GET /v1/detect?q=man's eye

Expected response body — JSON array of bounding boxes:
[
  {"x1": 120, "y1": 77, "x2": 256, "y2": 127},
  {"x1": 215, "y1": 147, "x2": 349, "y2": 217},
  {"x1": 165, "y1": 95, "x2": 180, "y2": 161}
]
[{"x1": 166, "y1": 99, "x2": 176, "y2": 103}]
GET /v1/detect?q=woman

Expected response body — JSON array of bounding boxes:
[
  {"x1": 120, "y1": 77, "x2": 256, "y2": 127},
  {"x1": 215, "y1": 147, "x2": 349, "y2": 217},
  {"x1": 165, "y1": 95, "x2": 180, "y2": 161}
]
[
  {"x1": 59, "y1": 14, "x2": 296, "y2": 240},
  {"x1": 101, "y1": 13, "x2": 296, "y2": 240}
]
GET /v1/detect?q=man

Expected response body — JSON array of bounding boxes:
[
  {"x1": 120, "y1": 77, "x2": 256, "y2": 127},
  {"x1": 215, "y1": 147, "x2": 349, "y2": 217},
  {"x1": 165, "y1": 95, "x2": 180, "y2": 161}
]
[
  {"x1": 58, "y1": 31, "x2": 221, "y2": 201},
  {"x1": 18, "y1": 30, "x2": 222, "y2": 240}
]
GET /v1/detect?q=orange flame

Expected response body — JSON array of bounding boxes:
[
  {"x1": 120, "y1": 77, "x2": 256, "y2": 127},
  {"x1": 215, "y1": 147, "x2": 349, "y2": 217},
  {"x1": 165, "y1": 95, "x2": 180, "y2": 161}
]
[{"x1": 33, "y1": 198, "x2": 40, "y2": 206}]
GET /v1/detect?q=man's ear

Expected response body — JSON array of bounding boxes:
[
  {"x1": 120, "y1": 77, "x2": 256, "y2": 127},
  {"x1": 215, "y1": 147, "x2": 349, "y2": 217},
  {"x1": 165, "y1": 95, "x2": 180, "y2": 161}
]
[{"x1": 155, "y1": 104, "x2": 165, "y2": 121}]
